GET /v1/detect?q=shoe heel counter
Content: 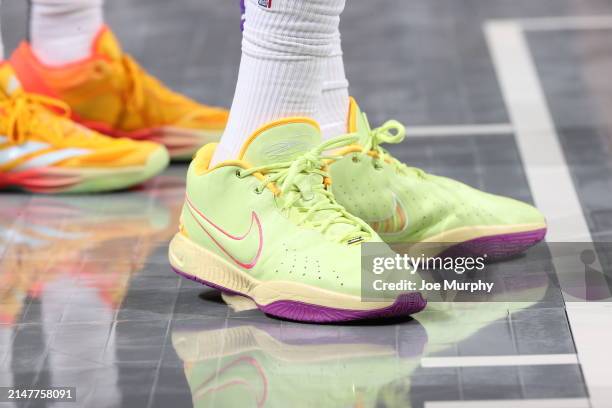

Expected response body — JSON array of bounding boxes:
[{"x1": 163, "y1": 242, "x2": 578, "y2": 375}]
[{"x1": 10, "y1": 44, "x2": 55, "y2": 98}]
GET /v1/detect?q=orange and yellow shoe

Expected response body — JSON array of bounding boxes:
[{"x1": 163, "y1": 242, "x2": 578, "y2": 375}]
[
  {"x1": 0, "y1": 63, "x2": 169, "y2": 194},
  {"x1": 10, "y1": 26, "x2": 229, "y2": 160}
]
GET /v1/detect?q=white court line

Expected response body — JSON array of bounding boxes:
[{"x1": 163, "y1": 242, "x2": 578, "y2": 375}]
[
  {"x1": 485, "y1": 19, "x2": 612, "y2": 408},
  {"x1": 484, "y1": 20, "x2": 592, "y2": 242},
  {"x1": 425, "y1": 398, "x2": 590, "y2": 408},
  {"x1": 421, "y1": 354, "x2": 578, "y2": 368},
  {"x1": 519, "y1": 15, "x2": 612, "y2": 31},
  {"x1": 406, "y1": 123, "x2": 513, "y2": 137}
]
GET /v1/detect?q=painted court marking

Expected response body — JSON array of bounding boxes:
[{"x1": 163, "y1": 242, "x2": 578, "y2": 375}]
[
  {"x1": 421, "y1": 354, "x2": 578, "y2": 368},
  {"x1": 425, "y1": 398, "x2": 590, "y2": 408},
  {"x1": 519, "y1": 15, "x2": 612, "y2": 31},
  {"x1": 406, "y1": 123, "x2": 513, "y2": 137},
  {"x1": 485, "y1": 16, "x2": 612, "y2": 408}
]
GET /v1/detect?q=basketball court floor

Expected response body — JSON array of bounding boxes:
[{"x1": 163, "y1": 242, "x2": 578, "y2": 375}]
[{"x1": 1, "y1": 0, "x2": 612, "y2": 407}]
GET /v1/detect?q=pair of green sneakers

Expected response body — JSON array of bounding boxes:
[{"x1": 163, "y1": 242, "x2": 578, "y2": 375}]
[{"x1": 168, "y1": 99, "x2": 546, "y2": 323}]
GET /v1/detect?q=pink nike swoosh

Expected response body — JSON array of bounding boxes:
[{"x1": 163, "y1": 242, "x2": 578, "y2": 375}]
[
  {"x1": 185, "y1": 196, "x2": 263, "y2": 269},
  {"x1": 196, "y1": 356, "x2": 268, "y2": 407}
]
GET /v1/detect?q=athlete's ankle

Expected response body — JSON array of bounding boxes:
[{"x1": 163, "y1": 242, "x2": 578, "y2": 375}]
[{"x1": 30, "y1": 0, "x2": 104, "y2": 65}]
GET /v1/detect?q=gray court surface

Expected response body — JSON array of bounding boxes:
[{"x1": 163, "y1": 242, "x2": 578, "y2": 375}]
[{"x1": 1, "y1": 1, "x2": 612, "y2": 407}]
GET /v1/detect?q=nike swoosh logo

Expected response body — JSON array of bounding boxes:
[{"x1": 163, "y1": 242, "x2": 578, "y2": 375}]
[
  {"x1": 185, "y1": 196, "x2": 263, "y2": 269},
  {"x1": 366, "y1": 193, "x2": 409, "y2": 235},
  {"x1": 195, "y1": 355, "x2": 268, "y2": 406}
]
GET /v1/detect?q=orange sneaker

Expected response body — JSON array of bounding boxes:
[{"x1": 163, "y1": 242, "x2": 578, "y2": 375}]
[
  {"x1": 0, "y1": 63, "x2": 169, "y2": 193},
  {"x1": 10, "y1": 26, "x2": 229, "y2": 160}
]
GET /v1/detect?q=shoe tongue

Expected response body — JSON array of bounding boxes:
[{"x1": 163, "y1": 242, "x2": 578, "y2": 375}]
[
  {"x1": 93, "y1": 26, "x2": 123, "y2": 61},
  {"x1": 239, "y1": 118, "x2": 369, "y2": 244},
  {"x1": 0, "y1": 64, "x2": 23, "y2": 100},
  {"x1": 239, "y1": 118, "x2": 321, "y2": 166},
  {"x1": 347, "y1": 97, "x2": 372, "y2": 146}
]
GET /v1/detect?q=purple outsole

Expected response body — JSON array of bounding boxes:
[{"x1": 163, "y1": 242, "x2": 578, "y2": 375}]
[
  {"x1": 440, "y1": 228, "x2": 547, "y2": 260},
  {"x1": 172, "y1": 267, "x2": 427, "y2": 323}
]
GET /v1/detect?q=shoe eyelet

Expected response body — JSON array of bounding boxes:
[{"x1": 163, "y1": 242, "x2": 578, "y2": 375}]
[
  {"x1": 373, "y1": 162, "x2": 384, "y2": 171},
  {"x1": 254, "y1": 187, "x2": 263, "y2": 195},
  {"x1": 352, "y1": 155, "x2": 360, "y2": 164},
  {"x1": 235, "y1": 169, "x2": 243, "y2": 178},
  {"x1": 303, "y1": 192, "x2": 315, "y2": 201},
  {"x1": 92, "y1": 62, "x2": 107, "y2": 77}
]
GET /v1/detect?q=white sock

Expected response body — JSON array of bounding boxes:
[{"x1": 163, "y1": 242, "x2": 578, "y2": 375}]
[
  {"x1": 317, "y1": 31, "x2": 350, "y2": 140},
  {"x1": 30, "y1": 0, "x2": 104, "y2": 65},
  {"x1": 211, "y1": 0, "x2": 346, "y2": 165}
]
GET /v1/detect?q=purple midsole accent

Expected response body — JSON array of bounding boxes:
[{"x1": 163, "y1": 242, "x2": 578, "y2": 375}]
[
  {"x1": 259, "y1": 292, "x2": 426, "y2": 323},
  {"x1": 172, "y1": 266, "x2": 426, "y2": 322},
  {"x1": 172, "y1": 228, "x2": 543, "y2": 321},
  {"x1": 439, "y1": 227, "x2": 547, "y2": 259}
]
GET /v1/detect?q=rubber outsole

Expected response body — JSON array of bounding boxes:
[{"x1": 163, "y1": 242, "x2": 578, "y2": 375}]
[
  {"x1": 0, "y1": 146, "x2": 169, "y2": 194},
  {"x1": 440, "y1": 228, "x2": 547, "y2": 260},
  {"x1": 140, "y1": 127, "x2": 224, "y2": 161},
  {"x1": 172, "y1": 266, "x2": 427, "y2": 323},
  {"x1": 83, "y1": 123, "x2": 224, "y2": 161}
]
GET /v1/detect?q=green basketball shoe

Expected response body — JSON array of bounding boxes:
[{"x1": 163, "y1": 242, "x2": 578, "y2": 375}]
[
  {"x1": 328, "y1": 99, "x2": 547, "y2": 259},
  {"x1": 168, "y1": 117, "x2": 426, "y2": 322}
]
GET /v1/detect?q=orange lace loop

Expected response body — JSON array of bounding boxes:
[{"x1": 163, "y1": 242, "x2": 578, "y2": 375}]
[{"x1": 1, "y1": 93, "x2": 72, "y2": 145}]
